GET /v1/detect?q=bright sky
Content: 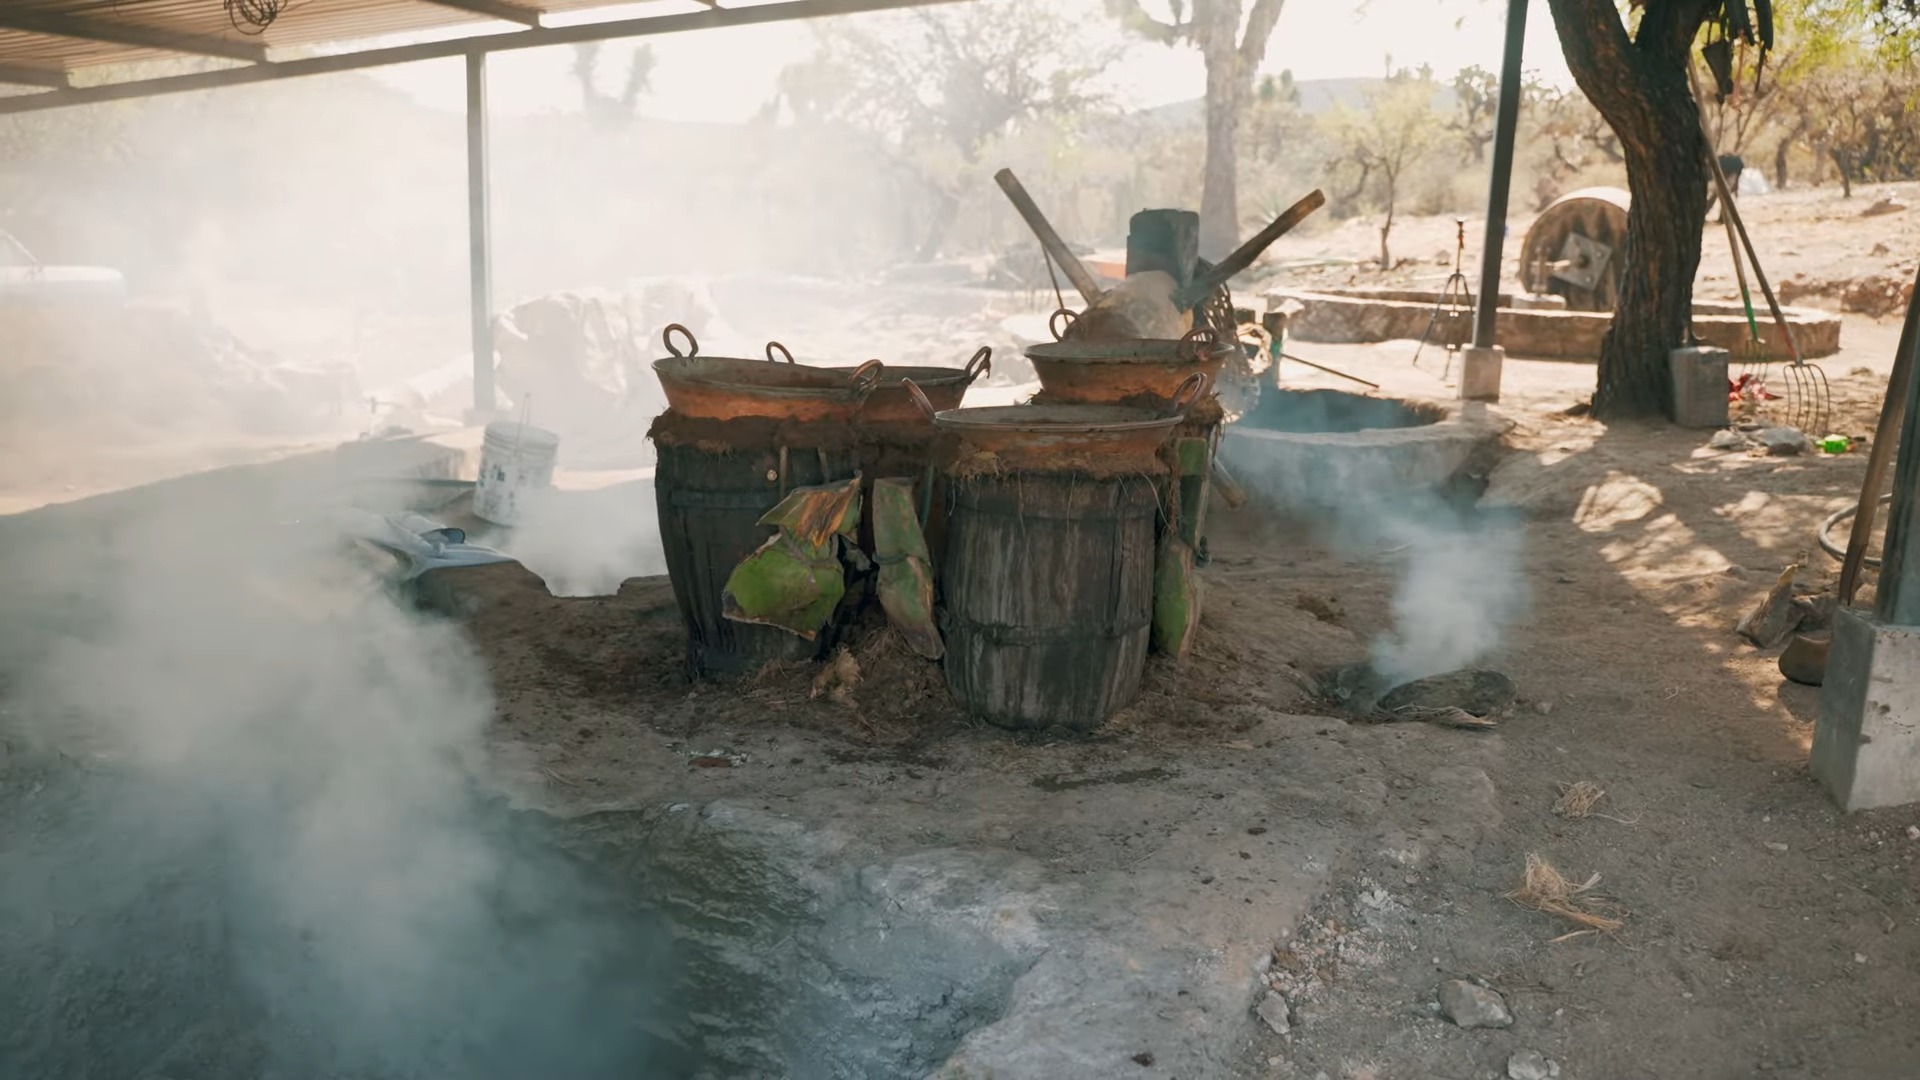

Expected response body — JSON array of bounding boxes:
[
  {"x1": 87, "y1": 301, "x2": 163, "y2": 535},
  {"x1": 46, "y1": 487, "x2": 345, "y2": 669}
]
[{"x1": 370, "y1": 0, "x2": 1574, "y2": 119}]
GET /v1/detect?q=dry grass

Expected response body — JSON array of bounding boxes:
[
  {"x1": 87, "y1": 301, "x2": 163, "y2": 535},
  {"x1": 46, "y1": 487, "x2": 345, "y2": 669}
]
[
  {"x1": 1552, "y1": 780, "x2": 1638, "y2": 823},
  {"x1": 1506, "y1": 853, "x2": 1628, "y2": 937},
  {"x1": 809, "y1": 647, "x2": 862, "y2": 707},
  {"x1": 1554, "y1": 780, "x2": 1608, "y2": 818}
]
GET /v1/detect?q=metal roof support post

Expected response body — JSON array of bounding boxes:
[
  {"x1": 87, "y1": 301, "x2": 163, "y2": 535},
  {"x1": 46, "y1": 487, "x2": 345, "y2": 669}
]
[
  {"x1": 466, "y1": 49, "x2": 496, "y2": 419},
  {"x1": 1460, "y1": 0, "x2": 1526, "y2": 402},
  {"x1": 1473, "y1": 0, "x2": 1526, "y2": 349}
]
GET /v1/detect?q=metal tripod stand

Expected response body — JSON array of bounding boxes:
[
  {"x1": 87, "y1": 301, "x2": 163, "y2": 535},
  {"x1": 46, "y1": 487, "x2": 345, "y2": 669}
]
[{"x1": 1413, "y1": 218, "x2": 1475, "y2": 380}]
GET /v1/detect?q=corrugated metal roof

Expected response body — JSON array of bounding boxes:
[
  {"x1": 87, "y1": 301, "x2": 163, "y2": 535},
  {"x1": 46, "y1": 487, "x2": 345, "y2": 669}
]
[{"x1": 0, "y1": 0, "x2": 689, "y2": 82}]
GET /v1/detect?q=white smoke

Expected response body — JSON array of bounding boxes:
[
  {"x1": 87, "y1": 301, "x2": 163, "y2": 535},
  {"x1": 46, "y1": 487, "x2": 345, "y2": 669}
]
[
  {"x1": 0, "y1": 497, "x2": 673, "y2": 1077},
  {"x1": 1225, "y1": 391, "x2": 1529, "y2": 688},
  {"x1": 1366, "y1": 508, "x2": 1529, "y2": 686}
]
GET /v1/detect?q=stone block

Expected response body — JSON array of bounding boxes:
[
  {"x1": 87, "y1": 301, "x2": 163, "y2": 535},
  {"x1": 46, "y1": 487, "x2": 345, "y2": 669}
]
[
  {"x1": 1669, "y1": 346, "x2": 1730, "y2": 429},
  {"x1": 1812, "y1": 607, "x2": 1920, "y2": 811},
  {"x1": 1460, "y1": 345, "x2": 1504, "y2": 402}
]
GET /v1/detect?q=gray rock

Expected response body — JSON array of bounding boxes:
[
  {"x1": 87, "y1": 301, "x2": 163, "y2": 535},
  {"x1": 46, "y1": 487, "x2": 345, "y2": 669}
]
[
  {"x1": 1378, "y1": 669, "x2": 1518, "y2": 716},
  {"x1": 1509, "y1": 1049, "x2": 1554, "y2": 1080},
  {"x1": 1255, "y1": 990, "x2": 1292, "y2": 1036},
  {"x1": 1708, "y1": 428, "x2": 1750, "y2": 450},
  {"x1": 1437, "y1": 979, "x2": 1512, "y2": 1029},
  {"x1": 1756, "y1": 426, "x2": 1811, "y2": 456}
]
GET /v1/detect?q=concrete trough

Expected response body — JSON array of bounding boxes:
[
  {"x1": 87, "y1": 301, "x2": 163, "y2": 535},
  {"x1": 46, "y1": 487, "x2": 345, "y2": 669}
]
[
  {"x1": 1270, "y1": 286, "x2": 1843, "y2": 362},
  {"x1": 1221, "y1": 389, "x2": 1505, "y2": 514}
]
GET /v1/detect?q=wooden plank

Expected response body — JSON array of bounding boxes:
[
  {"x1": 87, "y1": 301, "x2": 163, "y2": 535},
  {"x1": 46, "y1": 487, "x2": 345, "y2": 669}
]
[
  {"x1": 420, "y1": 0, "x2": 545, "y2": 27},
  {"x1": 993, "y1": 168, "x2": 1103, "y2": 305},
  {"x1": 0, "y1": 11, "x2": 270, "y2": 63}
]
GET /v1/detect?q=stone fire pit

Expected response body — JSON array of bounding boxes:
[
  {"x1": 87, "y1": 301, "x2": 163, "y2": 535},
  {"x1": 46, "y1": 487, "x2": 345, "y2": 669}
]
[{"x1": 1220, "y1": 389, "x2": 1506, "y2": 513}]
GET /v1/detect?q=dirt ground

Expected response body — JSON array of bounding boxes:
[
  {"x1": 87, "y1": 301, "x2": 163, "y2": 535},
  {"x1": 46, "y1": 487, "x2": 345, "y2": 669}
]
[
  {"x1": 423, "y1": 306, "x2": 1920, "y2": 1078},
  {"x1": 5, "y1": 178, "x2": 1919, "y2": 1076},
  {"x1": 1262, "y1": 180, "x2": 1920, "y2": 319}
]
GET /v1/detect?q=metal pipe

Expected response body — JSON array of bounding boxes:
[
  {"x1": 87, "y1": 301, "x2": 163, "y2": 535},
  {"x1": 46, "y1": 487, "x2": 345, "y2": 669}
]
[
  {"x1": 1876, "y1": 269, "x2": 1920, "y2": 624},
  {"x1": 466, "y1": 51, "x2": 495, "y2": 418},
  {"x1": 0, "y1": 0, "x2": 968, "y2": 115},
  {"x1": 1472, "y1": 0, "x2": 1528, "y2": 349}
]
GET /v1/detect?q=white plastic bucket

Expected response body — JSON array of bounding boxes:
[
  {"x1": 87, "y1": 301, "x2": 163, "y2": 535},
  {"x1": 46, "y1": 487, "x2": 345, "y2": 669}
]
[{"x1": 474, "y1": 420, "x2": 560, "y2": 526}]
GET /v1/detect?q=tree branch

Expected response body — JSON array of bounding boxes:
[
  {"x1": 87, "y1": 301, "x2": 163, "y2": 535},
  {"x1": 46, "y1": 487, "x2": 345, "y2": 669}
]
[
  {"x1": 1544, "y1": 0, "x2": 1643, "y2": 121},
  {"x1": 1635, "y1": 0, "x2": 1722, "y2": 62},
  {"x1": 1240, "y1": 0, "x2": 1287, "y2": 67},
  {"x1": 1103, "y1": 0, "x2": 1187, "y2": 44}
]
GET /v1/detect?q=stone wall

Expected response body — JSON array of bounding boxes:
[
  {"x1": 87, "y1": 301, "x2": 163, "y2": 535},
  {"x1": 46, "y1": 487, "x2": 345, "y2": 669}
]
[{"x1": 1270, "y1": 289, "x2": 1843, "y2": 362}]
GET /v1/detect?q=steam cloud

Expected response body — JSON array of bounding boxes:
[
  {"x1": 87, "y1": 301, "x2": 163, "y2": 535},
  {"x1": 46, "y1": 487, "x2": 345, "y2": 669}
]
[
  {"x1": 0, "y1": 503, "x2": 677, "y2": 1078},
  {"x1": 1232, "y1": 390, "x2": 1529, "y2": 688},
  {"x1": 1363, "y1": 499, "x2": 1529, "y2": 686}
]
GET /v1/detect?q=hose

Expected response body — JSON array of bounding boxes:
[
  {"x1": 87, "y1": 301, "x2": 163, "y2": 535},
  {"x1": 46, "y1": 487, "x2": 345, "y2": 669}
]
[{"x1": 1819, "y1": 494, "x2": 1892, "y2": 567}]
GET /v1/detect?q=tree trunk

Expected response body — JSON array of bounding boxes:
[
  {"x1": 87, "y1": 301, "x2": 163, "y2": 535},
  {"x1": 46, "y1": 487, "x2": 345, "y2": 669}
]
[
  {"x1": 1832, "y1": 149, "x2": 1853, "y2": 197},
  {"x1": 1546, "y1": 0, "x2": 1714, "y2": 420},
  {"x1": 1379, "y1": 200, "x2": 1394, "y2": 269},
  {"x1": 1774, "y1": 137, "x2": 1791, "y2": 190},
  {"x1": 1199, "y1": 55, "x2": 1248, "y2": 259},
  {"x1": 1594, "y1": 96, "x2": 1708, "y2": 418},
  {"x1": 915, "y1": 188, "x2": 961, "y2": 262}
]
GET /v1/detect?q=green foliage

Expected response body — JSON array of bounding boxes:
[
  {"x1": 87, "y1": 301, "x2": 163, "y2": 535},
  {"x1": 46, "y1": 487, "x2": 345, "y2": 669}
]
[
  {"x1": 769, "y1": 0, "x2": 1122, "y2": 259},
  {"x1": 1321, "y1": 69, "x2": 1447, "y2": 266}
]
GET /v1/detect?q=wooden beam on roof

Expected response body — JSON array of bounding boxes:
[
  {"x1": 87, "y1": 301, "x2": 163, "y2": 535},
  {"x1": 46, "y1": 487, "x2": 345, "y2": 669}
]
[
  {"x1": 419, "y1": 0, "x2": 545, "y2": 28},
  {"x1": 0, "y1": 63, "x2": 68, "y2": 89},
  {"x1": 0, "y1": 0, "x2": 966, "y2": 115},
  {"x1": 0, "y1": 10, "x2": 270, "y2": 64}
]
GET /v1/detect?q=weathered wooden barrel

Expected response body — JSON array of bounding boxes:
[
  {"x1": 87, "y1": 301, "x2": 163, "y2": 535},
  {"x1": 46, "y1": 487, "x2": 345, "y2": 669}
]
[
  {"x1": 941, "y1": 473, "x2": 1161, "y2": 730},
  {"x1": 652, "y1": 430, "x2": 860, "y2": 677}
]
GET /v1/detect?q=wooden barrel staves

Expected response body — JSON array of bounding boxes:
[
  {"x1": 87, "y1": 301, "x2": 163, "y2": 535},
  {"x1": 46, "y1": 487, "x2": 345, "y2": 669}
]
[
  {"x1": 654, "y1": 440, "x2": 860, "y2": 677},
  {"x1": 941, "y1": 473, "x2": 1161, "y2": 730}
]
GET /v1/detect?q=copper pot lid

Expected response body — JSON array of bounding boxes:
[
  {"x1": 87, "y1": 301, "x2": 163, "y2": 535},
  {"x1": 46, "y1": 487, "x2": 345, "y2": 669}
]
[
  {"x1": 1025, "y1": 320, "x2": 1236, "y2": 364},
  {"x1": 651, "y1": 324, "x2": 880, "y2": 400},
  {"x1": 902, "y1": 371, "x2": 1211, "y2": 433}
]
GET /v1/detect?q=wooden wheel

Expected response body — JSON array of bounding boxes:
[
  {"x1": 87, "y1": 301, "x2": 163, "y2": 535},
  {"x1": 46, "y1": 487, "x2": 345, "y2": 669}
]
[{"x1": 1519, "y1": 187, "x2": 1630, "y2": 312}]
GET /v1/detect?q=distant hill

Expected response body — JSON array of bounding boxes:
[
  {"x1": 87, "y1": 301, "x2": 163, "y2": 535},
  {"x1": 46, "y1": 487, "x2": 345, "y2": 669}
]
[{"x1": 1135, "y1": 76, "x2": 1457, "y2": 126}]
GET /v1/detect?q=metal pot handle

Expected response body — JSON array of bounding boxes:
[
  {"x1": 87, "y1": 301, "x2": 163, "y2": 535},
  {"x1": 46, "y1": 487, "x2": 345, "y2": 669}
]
[
  {"x1": 1167, "y1": 371, "x2": 1211, "y2": 417},
  {"x1": 963, "y1": 345, "x2": 992, "y2": 381},
  {"x1": 850, "y1": 359, "x2": 884, "y2": 392},
  {"x1": 901, "y1": 378, "x2": 937, "y2": 421},
  {"x1": 1048, "y1": 307, "x2": 1079, "y2": 341},
  {"x1": 1177, "y1": 325, "x2": 1218, "y2": 361},
  {"x1": 663, "y1": 323, "x2": 699, "y2": 358},
  {"x1": 765, "y1": 341, "x2": 795, "y2": 364}
]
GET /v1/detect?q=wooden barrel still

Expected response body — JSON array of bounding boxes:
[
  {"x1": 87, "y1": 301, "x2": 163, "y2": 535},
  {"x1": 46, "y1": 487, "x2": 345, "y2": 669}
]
[
  {"x1": 941, "y1": 472, "x2": 1160, "y2": 730},
  {"x1": 654, "y1": 439, "x2": 860, "y2": 677}
]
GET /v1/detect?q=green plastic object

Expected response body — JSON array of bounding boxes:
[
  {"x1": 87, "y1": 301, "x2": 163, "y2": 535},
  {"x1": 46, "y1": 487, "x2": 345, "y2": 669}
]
[
  {"x1": 872, "y1": 477, "x2": 943, "y2": 660},
  {"x1": 1152, "y1": 536, "x2": 1201, "y2": 660},
  {"x1": 1820, "y1": 435, "x2": 1851, "y2": 454},
  {"x1": 722, "y1": 477, "x2": 862, "y2": 640}
]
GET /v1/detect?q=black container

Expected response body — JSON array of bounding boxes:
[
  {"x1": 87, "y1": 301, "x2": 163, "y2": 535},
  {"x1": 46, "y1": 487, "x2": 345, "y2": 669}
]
[{"x1": 654, "y1": 440, "x2": 860, "y2": 677}]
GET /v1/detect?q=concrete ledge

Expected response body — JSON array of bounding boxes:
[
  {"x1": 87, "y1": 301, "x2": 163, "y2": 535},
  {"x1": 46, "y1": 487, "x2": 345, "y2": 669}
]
[
  {"x1": 1220, "y1": 396, "x2": 1508, "y2": 514},
  {"x1": 1269, "y1": 287, "x2": 1843, "y2": 363},
  {"x1": 1813, "y1": 608, "x2": 1920, "y2": 811}
]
